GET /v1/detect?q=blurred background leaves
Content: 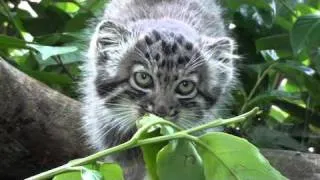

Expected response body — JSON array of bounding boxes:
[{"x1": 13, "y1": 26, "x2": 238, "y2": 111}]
[{"x1": 0, "y1": 0, "x2": 319, "y2": 153}]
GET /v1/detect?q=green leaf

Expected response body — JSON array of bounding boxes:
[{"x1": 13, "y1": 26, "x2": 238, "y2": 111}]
[
  {"x1": 273, "y1": 62, "x2": 320, "y2": 101},
  {"x1": 255, "y1": 34, "x2": 292, "y2": 57},
  {"x1": 99, "y1": 163, "x2": 124, "y2": 180},
  {"x1": 197, "y1": 132, "x2": 287, "y2": 180},
  {"x1": 53, "y1": 172, "x2": 81, "y2": 180},
  {"x1": 295, "y1": 4, "x2": 319, "y2": 16},
  {"x1": 64, "y1": 12, "x2": 94, "y2": 32},
  {"x1": 275, "y1": 16, "x2": 293, "y2": 30},
  {"x1": 291, "y1": 14, "x2": 320, "y2": 55},
  {"x1": 81, "y1": 169, "x2": 103, "y2": 180},
  {"x1": 55, "y1": 2, "x2": 80, "y2": 13},
  {"x1": 256, "y1": 34, "x2": 290, "y2": 51},
  {"x1": 309, "y1": 47, "x2": 320, "y2": 74},
  {"x1": 238, "y1": 4, "x2": 275, "y2": 28},
  {"x1": 82, "y1": 0, "x2": 109, "y2": 15},
  {"x1": 22, "y1": 3, "x2": 71, "y2": 35},
  {"x1": 19, "y1": 68, "x2": 73, "y2": 87},
  {"x1": 138, "y1": 114, "x2": 177, "y2": 180},
  {"x1": 246, "y1": 90, "x2": 301, "y2": 111},
  {"x1": 27, "y1": 44, "x2": 78, "y2": 60},
  {"x1": 157, "y1": 140, "x2": 205, "y2": 180},
  {"x1": 141, "y1": 129, "x2": 167, "y2": 180},
  {"x1": 0, "y1": 35, "x2": 31, "y2": 49},
  {"x1": 52, "y1": 163, "x2": 101, "y2": 180},
  {"x1": 34, "y1": 33, "x2": 78, "y2": 45},
  {"x1": 274, "y1": 100, "x2": 320, "y2": 127}
]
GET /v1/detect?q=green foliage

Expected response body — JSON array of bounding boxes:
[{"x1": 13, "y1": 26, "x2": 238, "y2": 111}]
[
  {"x1": 0, "y1": 0, "x2": 107, "y2": 97},
  {"x1": 156, "y1": 140, "x2": 205, "y2": 180},
  {"x1": 198, "y1": 133, "x2": 285, "y2": 180},
  {"x1": 52, "y1": 163, "x2": 123, "y2": 180},
  {"x1": 222, "y1": 0, "x2": 320, "y2": 153},
  {"x1": 28, "y1": 109, "x2": 287, "y2": 180}
]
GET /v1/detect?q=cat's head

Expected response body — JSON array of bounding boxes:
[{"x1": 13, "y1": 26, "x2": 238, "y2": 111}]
[{"x1": 89, "y1": 20, "x2": 237, "y2": 133}]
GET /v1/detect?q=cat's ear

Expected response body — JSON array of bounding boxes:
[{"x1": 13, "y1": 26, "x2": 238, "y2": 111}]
[
  {"x1": 200, "y1": 36, "x2": 237, "y2": 63},
  {"x1": 96, "y1": 20, "x2": 130, "y2": 50}
]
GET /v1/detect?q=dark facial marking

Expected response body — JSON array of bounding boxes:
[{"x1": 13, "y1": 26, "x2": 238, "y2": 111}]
[
  {"x1": 180, "y1": 100, "x2": 204, "y2": 118},
  {"x1": 160, "y1": 60, "x2": 166, "y2": 67},
  {"x1": 106, "y1": 87, "x2": 146, "y2": 104},
  {"x1": 184, "y1": 56, "x2": 191, "y2": 62},
  {"x1": 145, "y1": 53, "x2": 150, "y2": 59},
  {"x1": 124, "y1": 88, "x2": 146, "y2": 99},
  {"x1": 185, "y1": 42, "x2": 193, "y2": 51},
  {"x1": 145, "y1": 35, "x2": 153, "y2": 45},
  {"x1": 178, "y1": 56, "x2": 185, "y2": 64},
  {"x1": 177, "y1": 35, "x2": 184, "y2": 44},
  {"x1": 172, "y1": 42, "x2": 178, "y2": 53},
  {"x1": 98, "y1": 37, "x2": 113, "y2": 47},
  {"x1": 197, "y1": 90, "x2": 219, "y2": 109},
  {"x1": 166, "y1": 59, "x2": 173, "y2": 70},
  {"x1": 97, "y1": 53, "x2": 109, "y2": 66},
  {"x1": 164, "y1": 75, "x2": 169, "y2": 82},
  {"x1": 155, "y1": 53, "x2": 160, "y2": 61},
  {"x1": 162, "y1": 41, "x2": 171, "y2": 55},
  {"x1": 95, "y1": 75, "x2": 128, "y2": 97},
  {"x1": 152, "y1": 30, "x2": 161, "y2": 41}
]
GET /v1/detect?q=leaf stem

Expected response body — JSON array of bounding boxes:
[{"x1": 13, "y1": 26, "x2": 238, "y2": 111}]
[
  {"x1": 279, "y1": 0, "x2": 298, "y2": 18},
  {"x1": 184, "y1": 107, "x2": 259, "y2": 134},
  {"x1": 240, "y1": 64, "x2": 276, "y2": 113},
  {"x1": 184, "y1": 134, "x2": 239, "y2": 179},
  {"x1": 53, "y1": 56, "x2": 76, "y2": 81},
  {"x1": 25, "y1": 140, "x2": 135, "y2": 180}
]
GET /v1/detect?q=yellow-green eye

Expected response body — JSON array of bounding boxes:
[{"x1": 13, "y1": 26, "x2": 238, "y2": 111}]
[
  {"x1": 134, "y1": 72, "x2": 153, "y2": 88},
  {"x1": 176, "y1": 80, "x2": 195, "y2": 95}
]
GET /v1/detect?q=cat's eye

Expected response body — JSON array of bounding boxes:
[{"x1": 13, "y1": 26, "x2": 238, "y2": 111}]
[
  {"x1": 176, "y1": 80, "x2": 196, "y2": 96},
  {"x1": 134, "y1": 72, "x2": 153, "y2": 88}
]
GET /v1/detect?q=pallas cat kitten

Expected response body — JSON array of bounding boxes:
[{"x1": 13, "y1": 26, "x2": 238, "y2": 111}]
[{"x1": 81, "y1": 0, "x2": 238, "y2": 179}]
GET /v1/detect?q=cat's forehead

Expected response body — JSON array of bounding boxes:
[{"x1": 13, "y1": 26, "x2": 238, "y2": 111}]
[{"x1": 133, "y1": 30, "x2": 202, "y2": 73}]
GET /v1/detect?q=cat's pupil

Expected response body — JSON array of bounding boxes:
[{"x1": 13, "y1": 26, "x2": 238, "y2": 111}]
[
  {"x1": 141, "y1": 73, "x2": 147, "y2": 79},
  {"x1": 182, "y1": 81, "x2": 189, "y2": 87}
]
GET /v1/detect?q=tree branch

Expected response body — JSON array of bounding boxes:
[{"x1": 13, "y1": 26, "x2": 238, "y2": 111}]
[{"x1": 0, "y1": 58, "x2": 88, "y2": 179}]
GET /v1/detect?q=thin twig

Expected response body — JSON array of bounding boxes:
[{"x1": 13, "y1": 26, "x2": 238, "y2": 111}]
[
  {"x1": 279, "y1": 0, "x2": 298, "y2": 18},
  {"x1": 240, "y1": 63, "x2": 277, "y2": 113},
  {"x1": 54, "y1": 56, "x2": 76, "y2": 81}
]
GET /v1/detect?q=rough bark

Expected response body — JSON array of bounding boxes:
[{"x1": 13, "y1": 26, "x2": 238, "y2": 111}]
[
  {"x1": 0, "y1": 58, "x2": 88, "y2": 179},
  {"x1": 0, "y1": 58, "x2": 319, "y2": 180},
  {"x1": 262, "y1": 149, "x2": 320, "y2": 180}
]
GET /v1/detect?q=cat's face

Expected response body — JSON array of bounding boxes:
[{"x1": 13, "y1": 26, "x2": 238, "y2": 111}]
[{"x1": 89, "y1": 20, "x2": 236, "y2": 148}]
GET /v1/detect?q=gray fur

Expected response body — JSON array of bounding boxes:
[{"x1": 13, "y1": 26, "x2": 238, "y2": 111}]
[{"x1": 81, "y1": 0, "x2": 238, "y2": 179}]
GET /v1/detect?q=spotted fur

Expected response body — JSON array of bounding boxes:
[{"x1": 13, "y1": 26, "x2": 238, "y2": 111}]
[{"x1": 81, "y1": 0, "x2": 238, "y2": 179}]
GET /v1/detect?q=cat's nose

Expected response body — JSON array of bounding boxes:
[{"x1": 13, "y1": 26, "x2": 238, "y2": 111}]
[
  {"x1": 154, "y1": 104, "x2": 173, "y2": 117},
  {"x1": 154, "y1": 105, "x2": 168, "y2": 117}
]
